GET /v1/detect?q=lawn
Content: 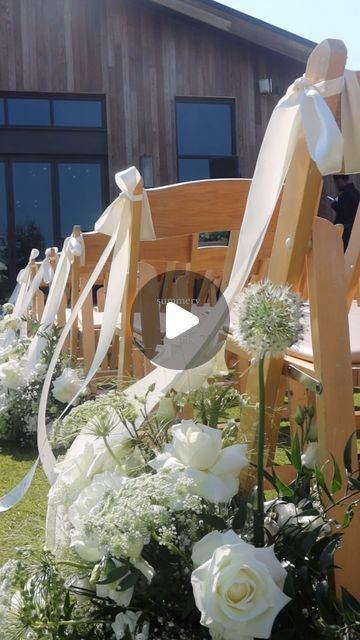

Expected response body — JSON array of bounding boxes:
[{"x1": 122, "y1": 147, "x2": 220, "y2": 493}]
[{"x1": 0, "y1": 443, "x2": 49, "y2": 566}]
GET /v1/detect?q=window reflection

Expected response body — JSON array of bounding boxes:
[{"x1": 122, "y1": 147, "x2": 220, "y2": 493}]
[
  {"x1": 176, "y1": 102, "x2": 233, "y2": 156},
  {"x1": 0, "y1": 163, "x2": 7, "y2": 290},
  {"x1": 8, "y1": 98, "x2": 51, "y2": 126},
  {"x1": 178, "y1": 158, "x2": 210, "y2": 182},
  {"x1": 54, "y1": 100, "x2": 102, "y2": 127},
  {"x1": 12, "y1": 163, "x2": 52, "y2": 259},
  {"x1": 58, "y1": 163, "x2": 103, "y2": 237}
]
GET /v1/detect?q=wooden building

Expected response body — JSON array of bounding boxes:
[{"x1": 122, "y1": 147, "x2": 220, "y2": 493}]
[{"x1": 0, "y1": 0, "x2": 315, "y2": 285}]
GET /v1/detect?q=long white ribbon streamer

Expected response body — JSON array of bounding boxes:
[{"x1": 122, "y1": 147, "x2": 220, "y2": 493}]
[{"x1": 2, "y1": 69, "x2": 359, "y2": 510}]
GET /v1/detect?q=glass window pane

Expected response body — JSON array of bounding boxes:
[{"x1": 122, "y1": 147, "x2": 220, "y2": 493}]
[
  {"x1": 53, "y1": 100, "x2": 103, "y2": 127},
  {"x1": 58, "y1": 163, "x2": 103, "y2": 237},
  {"x1": 8, "y1": 98, "x2": 51, "y2": 126},
  {"x1": 0, "y1": 99, "x2": 4, "y2": 125},
  {"x1": 178, "y1": 158, "x2": 210, "y2": 182},
  {"x1": 12, "y1": 163, "x2": 53, "y2": 258},
  {"x1": 0, "y1": 162, "x2": 7, "y2": 261},
  {"x1": 176, "y1": 102, "x2": 233, "y2": 156}
]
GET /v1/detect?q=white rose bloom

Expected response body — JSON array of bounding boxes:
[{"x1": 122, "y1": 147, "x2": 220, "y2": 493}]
[
  {"x1": 0, "y1": 359, "x2": 26, "y2": 390},
  {"x1": 112, "y1": 611, "x2": 142, "y2": 639},
  {"x1": 46, "y1": 422, "x2": 133, "y2": 552},
  {"x1": 68, "y1": 471, "x2": 128, "y2": 561},
  {"x1": 52, "y1": 367, "x2": 88, "y2": 404},
  {"x1": 149, "y1": 420, "x2": 248, "y2": 503},
  {"x1": 191, "y1": 531, "x2": 290, "y2": 640},
  {"x1": 301, "y1": 442, "x2": 320, "y2": 470}
]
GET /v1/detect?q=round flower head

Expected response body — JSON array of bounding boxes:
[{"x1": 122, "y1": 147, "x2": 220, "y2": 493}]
[{"x1": 232, "y1": 280, "x2": 304, "y2": 358}]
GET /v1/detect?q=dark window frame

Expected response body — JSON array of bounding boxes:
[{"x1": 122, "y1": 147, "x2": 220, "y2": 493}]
[
  {"x1": 0, "y1": 91, "x2": 106, "y2": 131},
  {"x1": 1, "y1": 155, "x2": 109, "y2": 284},
  {"x1": 175, "y1": 97, "x2": 237, "y2": 181}
]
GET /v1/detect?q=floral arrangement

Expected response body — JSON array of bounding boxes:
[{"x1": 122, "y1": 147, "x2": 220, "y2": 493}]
[
  {"x1": 0, "y1": 303, "x2": 88, "y2": 442},
  {"x1": 0, "y1": 281, "x2": 359, "y2": 639}
]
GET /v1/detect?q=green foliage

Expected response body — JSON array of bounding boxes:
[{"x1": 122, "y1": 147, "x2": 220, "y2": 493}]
[{"x1": 51, "y1": 389, "x2": 137, "y2": 450}]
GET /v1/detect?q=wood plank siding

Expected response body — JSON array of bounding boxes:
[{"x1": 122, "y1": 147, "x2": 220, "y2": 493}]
[{"x1": 0, "y1": 0, "x2": 306, "y2": 196}]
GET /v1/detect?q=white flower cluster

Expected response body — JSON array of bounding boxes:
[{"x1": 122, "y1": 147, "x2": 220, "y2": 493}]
[{"x1": 68, "y1": 470, "x2": 203, "y2": 562}]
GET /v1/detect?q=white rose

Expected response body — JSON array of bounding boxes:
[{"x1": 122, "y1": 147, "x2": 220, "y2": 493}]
[
  {"x1": 191, "y1": 530, "x2": 290, "y2": 640},
  {"x1": 301, "y1": 442, "x2": 320, "y2": 469},
  {"x1": 46, "y1": 420, "x2": 134, "y2": 552},
  {"x1": 149, "y1": 420, "x2": 248, "y2": 503},
  {"x1": 68, "y1": 471, "x2": 128, "y2": 561},
  {"x1": 52, "y1": 368, "x2": 88, "y2": 404},
  {"x1": 0, "y1": 359, "x2": 26, "y2": 390},
  {"x1": 112, "y1": 611, "x2": 142, "y2": 639}
]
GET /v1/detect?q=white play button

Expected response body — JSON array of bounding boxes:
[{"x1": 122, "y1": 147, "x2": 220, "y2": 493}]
[{"x1": 165, "y1": 302, "x2": 199, "y2": 340}]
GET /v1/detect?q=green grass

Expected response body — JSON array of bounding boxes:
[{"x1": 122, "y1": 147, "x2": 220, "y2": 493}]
[{"x1": 0, "y1": 443, "x2": 49, "y2": 566}]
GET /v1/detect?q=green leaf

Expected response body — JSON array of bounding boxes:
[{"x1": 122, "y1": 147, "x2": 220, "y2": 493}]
[
  {"x1": 315, "y1": 580, "x2": 338, "y2": 625},
  {"x1": 318, "y1": 537, "x2": 340, "y2": 571},
  {"x1": 232, "y1": 501, "x2": 247, "y2": 531},
  {"x1": 97, "y1": 565, "x2": 129, "y2": 585},
  {"x1": 330, "y1": 454, "x2": 342, "y2": 493},
  {"x1": 348, "y1": 476, "x2": 360, "y2": 491},
  {"x1": 301, "y1": 524, "x2": 325, "y2": 555},
  {"x1": 342, "y1": 502, "x2": 357, "y2": 529},
  {"x1": 117, "y1": 570, "x2": 140, "y2": 592},
  {"x1": 341, "y1": 587, "x2": 360, "y2": 618},
  {"x1": 314, "y1": 465, "x2": 334, "y2": 504},
  {"x1": 290, "y1": 432, "x2": 302, "y2": 472},
  {"x1": 283, "y1": 570, "x2": 296, "y2": 598},
  {"x1": 201, "y1": 513, "x2": 227, "y2": 530},
  {"x1": 272, "y1": 469, "x2": 294, "y2": 498},
  {"x1": 343, "y1": 429, "x2": 360, "y2": 475}
]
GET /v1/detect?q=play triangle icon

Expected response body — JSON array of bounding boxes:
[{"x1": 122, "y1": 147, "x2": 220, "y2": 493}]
[{"x1": 165, "y1": 302, "x2": 199, "y2": 340}]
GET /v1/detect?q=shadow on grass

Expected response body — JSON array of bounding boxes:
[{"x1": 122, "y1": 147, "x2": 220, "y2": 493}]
[{"x1": 0, "y1": 441, "x2": 38, "y2": 462}]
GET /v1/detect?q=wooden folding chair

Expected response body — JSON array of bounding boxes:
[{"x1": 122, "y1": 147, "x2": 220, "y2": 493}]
[{"x1": 225, "y1": 39, "x2": 359, "y2": 595}]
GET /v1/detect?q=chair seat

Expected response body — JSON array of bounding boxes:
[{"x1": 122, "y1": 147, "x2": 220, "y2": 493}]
[{"x1": 287, "y1": 301, "x2": 360, "y2": 364}]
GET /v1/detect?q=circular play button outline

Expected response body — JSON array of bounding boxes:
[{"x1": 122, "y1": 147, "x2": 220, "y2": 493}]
[{"x1": 132, "y1": 269, "x2": 230, "y2": 370}]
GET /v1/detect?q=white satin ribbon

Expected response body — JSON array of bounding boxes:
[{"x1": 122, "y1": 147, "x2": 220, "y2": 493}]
[
  {"x1": 35, "y1": 166, "x2": 155, "y2": 483},
  {"x1": 23, "y1": 238, "x2": 81, "y2": 378},
  {"x1": 11, "y1": 248, "x2": 39, "y2": 317}
]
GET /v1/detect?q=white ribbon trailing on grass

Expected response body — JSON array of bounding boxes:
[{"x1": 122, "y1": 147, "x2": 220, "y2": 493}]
[{"x1": 3, "y1": 69, "x2": 360, "y2": 510}]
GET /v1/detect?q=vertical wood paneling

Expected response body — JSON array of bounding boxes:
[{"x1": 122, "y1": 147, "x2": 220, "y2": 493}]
[{"x1": 0, "y1": 0, "x2": 305, "y2": 194}]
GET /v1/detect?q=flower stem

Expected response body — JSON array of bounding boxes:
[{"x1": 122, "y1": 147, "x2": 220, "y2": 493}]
[
  {"x1": 254, "y1": 354, "x2": 265, "y2": 547},
  {"x1": 102, "y1": 435, "x2": 122, "y2": 468}
]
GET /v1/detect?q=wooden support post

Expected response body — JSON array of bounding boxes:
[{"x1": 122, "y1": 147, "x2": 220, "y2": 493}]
[
  {"x1": 307, "y1": 217, "x2": 359, "y2": 597},
  {"x1": 118, "y1": 178, "x2": 144, "y2": 380}
]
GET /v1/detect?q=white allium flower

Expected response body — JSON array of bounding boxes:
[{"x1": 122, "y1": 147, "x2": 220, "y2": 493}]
[
  {"x1": 149, "y1": 420, "x2": 248, "y2": 503},
  {"x1": 52, "y1": 367, "x2": 88, "y2": 404},
  {"x1": 232, "y1": 280, "x2": 304, "y2": 358},
  {"x1": 0, "y1": 359, "x2": 26, "y2": 390},
  {"x1": 301, "y1": 442, "x2": 320, "y2": 469},
  {"x1": 191, "y1": 530, "x2": 290, "y2": 640}
]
